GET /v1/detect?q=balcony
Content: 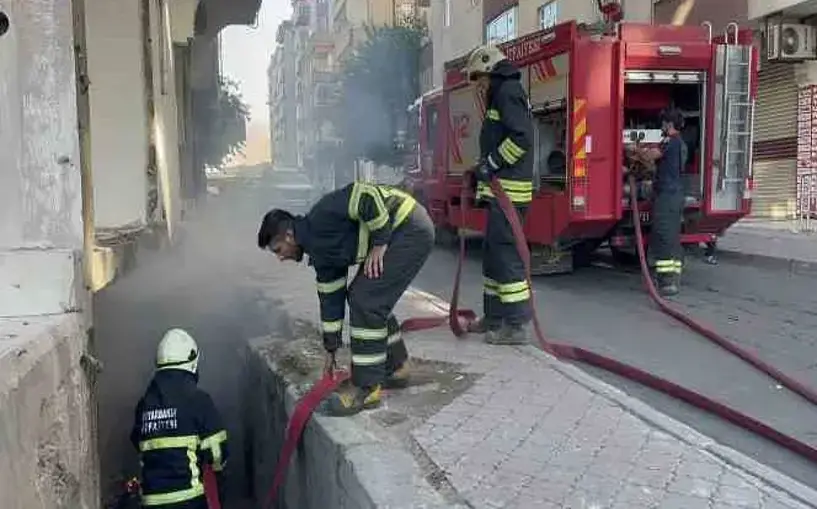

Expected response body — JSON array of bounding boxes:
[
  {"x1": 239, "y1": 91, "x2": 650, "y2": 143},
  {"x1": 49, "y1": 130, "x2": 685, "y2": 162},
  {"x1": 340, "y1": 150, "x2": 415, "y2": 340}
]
[
  {"x1": 309, "y1": 30, "x2": 334, "y2": 54},
  {"x1": 749, "y1": 0, "x2": 817, "y2": 20},
  {"x1": 313, "y1": 70, "x2": 336, "y2": 84}
]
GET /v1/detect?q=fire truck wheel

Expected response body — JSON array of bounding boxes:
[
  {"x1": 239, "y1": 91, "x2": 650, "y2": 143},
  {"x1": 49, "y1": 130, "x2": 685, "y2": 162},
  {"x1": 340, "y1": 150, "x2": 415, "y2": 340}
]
[
  {"x1": 610, "y1": 245, "x2": 640, "y2": 266},
  {"x1": 434, "y1": 225, "x2": 458, "y2": 248},
  {"x1": 572, "y1": 240, "x2": 604, "y2": 269}
]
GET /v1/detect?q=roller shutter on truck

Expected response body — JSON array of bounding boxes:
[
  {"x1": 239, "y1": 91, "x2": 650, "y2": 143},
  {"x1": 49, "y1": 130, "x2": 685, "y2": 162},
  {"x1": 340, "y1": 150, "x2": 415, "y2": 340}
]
[{"x1": 752, "y1": 59, "x2": 798, "y2": 219}]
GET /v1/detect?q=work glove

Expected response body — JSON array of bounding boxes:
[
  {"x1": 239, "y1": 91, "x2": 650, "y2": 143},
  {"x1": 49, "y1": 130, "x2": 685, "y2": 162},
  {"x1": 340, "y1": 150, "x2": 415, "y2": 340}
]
[{"x1": 474, "y1": 159, "x2": 493, "y2": 182}]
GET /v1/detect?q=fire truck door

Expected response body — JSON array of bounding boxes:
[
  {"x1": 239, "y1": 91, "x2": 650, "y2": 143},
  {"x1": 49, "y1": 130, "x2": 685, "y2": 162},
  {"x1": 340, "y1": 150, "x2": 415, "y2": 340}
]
[
  {"x1": 710, "y1": 42, "x2": 755, "y2": 212},
  {"x1": 570, "y1": 37, "x2": 619, "y2": 220}
]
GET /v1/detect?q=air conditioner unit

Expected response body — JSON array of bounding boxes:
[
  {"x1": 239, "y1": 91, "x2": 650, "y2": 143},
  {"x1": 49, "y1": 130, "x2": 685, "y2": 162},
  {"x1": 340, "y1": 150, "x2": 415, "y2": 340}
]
[{"x1": 767, "y1": 22, "x2": 817, "y2": 61}]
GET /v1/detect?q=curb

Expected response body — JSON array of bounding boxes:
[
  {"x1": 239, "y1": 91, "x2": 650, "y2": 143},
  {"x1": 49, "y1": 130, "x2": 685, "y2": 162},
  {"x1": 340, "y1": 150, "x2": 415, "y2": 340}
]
[
  {"x1": 715, "y1": 248, "x2": 817, "y2": 274},
  {"x1": 408, "y1": 287, "x2": 817, "y2": 507},
  {"x1": 246, "y1": 336, "x2": 464, "y2": 509}
]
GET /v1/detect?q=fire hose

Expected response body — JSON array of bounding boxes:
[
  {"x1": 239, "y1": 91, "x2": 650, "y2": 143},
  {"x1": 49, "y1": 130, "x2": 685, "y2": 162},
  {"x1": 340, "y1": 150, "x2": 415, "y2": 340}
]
[{"x1": 264, "y1": 174, "x2": 817, "y2": 508}]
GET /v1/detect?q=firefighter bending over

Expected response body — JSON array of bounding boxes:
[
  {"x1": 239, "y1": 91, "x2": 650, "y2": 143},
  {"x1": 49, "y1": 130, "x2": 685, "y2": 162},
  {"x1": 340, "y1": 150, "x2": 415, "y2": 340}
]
[
  {"x1": 645, "y1": 109, "x2": 688, "y2": 296},
  {"x1": 257, "y1": 182, "x2": 434, "y2": 416},
  {"x1": 131, "y1": 329, "x2": 228, "y2": 508},
  {"x1": 464, "y1": 44, "x2": 535, "y2": 344}
]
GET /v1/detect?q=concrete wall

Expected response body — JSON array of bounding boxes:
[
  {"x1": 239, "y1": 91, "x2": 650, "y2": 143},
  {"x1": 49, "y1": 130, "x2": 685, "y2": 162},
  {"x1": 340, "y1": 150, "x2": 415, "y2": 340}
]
[
  {"x1": 654, "y1": 0, "x2": 747, "y2": 32},
  {"x1": 0, "y1": 0, "x2": 84, "y2": 251},
  {"x1": 517, "y1": 0, "x2": 653, "y2": 36},
  {"x1": 0, "y1": 314, "x2": 97, "y2": 509},
  {"x1": 245, "y1": 336, "x2": 454, "y2": 509},
  {"x1": 0, "y1": 1, "x2": 98, "y2": 507},
  {"x1": 150, "y1": 0, "x2": 183, "y2": 238},
  {"x1": 749, "y1": 0, "x2": 804, "y2": 20},
  {"x1": 430, "y1": 0, "x2": 483, "y2": 88},
  {"x1": 85, "y1": 0, "x2": 149, "y2": 229}
]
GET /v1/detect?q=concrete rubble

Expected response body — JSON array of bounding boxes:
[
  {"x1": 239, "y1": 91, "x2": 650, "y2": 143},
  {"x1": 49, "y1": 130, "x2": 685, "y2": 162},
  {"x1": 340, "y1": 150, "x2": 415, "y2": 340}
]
[{"x1": 244, "y1": 261, "x2": 817, "y2": 509}]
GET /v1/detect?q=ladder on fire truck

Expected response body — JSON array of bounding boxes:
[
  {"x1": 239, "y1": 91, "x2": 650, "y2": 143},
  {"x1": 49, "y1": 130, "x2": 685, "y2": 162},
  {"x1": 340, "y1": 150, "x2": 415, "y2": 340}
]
[{"x1": 716, "y1": 22, "x2": 755, "y2": 199}]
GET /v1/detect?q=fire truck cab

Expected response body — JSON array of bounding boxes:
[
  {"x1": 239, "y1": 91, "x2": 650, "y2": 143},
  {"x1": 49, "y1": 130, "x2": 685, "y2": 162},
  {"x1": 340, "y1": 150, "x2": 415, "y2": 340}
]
[{"x1": 407, "y1": 20, "x2": 758, "y2": 274}]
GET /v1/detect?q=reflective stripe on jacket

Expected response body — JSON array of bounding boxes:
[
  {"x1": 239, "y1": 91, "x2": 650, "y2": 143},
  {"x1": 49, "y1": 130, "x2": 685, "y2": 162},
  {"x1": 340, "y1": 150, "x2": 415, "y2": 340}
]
[
  {"x1": 130, "y1": 370, "x2": 228, "y2": 506},
  {"x1": 478, "y1": 60, "x2": 534, "y2": 204},
  {"x1": 293, "y1": 182, "x2": 418, "y2": 351}
]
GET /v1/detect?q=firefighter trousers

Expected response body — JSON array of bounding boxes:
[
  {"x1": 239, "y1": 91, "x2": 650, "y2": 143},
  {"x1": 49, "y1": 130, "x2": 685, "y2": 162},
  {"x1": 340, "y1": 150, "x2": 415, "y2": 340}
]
[
  {"x1": 650, "y1": 190, "x2": 684, "y2": 280},
  {"x1": 347, "y1": 205, "x2": 435, "y2": 388},
  {"x1": 483, "y1": 199, "x2": 531, "y2": 327}
]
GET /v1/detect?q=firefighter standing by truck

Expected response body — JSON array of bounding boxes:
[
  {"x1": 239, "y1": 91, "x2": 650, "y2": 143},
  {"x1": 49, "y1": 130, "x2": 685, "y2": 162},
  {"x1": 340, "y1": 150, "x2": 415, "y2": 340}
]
[
  {"x1": 130, "y1": 329, "x2": 229, "y2": 508},
  {"x1": 644, "y1": 109, "x2": 688, "y2": 296},
  {"x1": 463, "y1": 44, "x2": 535, "y2": 344},
  {"x1": 257, "y1": 182, "x2": 434, "y2": 416}
]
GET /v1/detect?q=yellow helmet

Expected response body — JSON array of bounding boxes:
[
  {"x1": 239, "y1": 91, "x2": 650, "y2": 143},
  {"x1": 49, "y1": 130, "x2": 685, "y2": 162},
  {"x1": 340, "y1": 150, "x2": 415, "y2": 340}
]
[
  {"x1": 156, "y1": 328, "x2": 199, "y2": 374},
  {"x1": 465, "y1": 44, "x2": 507, "y2": 80}
]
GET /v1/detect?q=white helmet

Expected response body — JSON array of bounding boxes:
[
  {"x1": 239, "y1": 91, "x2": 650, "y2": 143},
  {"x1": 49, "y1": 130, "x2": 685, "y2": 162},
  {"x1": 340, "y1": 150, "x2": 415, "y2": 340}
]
[
  {"x1": 465, "y1": 44, "x2": 508, "y2": 80},
  {"x1": 156, "y1": 328, "x2": 199, "y2": 374}
]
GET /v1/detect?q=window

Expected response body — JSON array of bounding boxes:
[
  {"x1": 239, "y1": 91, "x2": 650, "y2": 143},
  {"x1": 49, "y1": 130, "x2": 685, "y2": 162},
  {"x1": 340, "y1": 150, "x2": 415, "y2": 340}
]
[
  {"x1": 485, "y1": 6, "x2": 517, "y2": 45},
  {"x1": 538, "y1": 1, "x2": 558, "y2": 31},
  {"x1": 444, "y1": 0, "x2": 451, "y2": 27}
]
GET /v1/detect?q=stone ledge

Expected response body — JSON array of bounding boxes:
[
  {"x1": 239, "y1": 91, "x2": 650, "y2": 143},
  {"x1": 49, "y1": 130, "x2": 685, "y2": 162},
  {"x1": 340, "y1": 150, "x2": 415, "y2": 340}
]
[
  {"x1": 0, "y1": 312, "x2": 98, "y2": 509},
  {"x1": 0, "y1": 249, "x2": 82, "y2": 317},
  {"x1": 245, "y1": 334, "x2": 462, "y2": 509}
]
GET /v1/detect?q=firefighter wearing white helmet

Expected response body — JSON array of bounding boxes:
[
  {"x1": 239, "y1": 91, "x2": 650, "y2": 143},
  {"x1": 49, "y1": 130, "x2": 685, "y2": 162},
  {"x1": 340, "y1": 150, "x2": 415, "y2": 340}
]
[
  {"x1": 130, "y1": 329, "x2": 229, "y2": 508},
  {"x1": 464, "y1": 43, "x2": 535, "y2": 345}
]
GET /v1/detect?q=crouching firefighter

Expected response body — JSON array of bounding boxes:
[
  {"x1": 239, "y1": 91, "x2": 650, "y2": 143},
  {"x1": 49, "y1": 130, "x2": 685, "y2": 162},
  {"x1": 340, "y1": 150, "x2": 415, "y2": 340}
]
[
  {"x1": 130, "y1": 329, "x2": 229, "y2": 508},
  {"x1": 464, "y1": 44, "x2": 535, "y2": 344},
  {"x1": 257, "y1": 182, "x2": 435, "y2": 416},
  {"x1": 647, "y1": 109, "x2": 688, "y2": 296}
]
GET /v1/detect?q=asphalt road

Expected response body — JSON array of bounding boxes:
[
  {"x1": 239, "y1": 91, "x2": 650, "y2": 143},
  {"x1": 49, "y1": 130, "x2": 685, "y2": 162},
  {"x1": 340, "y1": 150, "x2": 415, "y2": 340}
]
[{"x1": 411, "y1": 241, "x2": 817, "y2": 489}]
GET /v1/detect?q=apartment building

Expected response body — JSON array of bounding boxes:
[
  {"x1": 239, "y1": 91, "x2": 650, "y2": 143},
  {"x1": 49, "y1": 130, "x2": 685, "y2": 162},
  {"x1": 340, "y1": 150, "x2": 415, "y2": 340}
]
[
  {"x1": 268, "y1": 19, "x2": 301, "y2": 168},
  {"x1": 745, "y1": 0, "x2": 817, "y2": 220},
  {"x1": 425, "y1": 0, "x2": 652, "y2": 91}
]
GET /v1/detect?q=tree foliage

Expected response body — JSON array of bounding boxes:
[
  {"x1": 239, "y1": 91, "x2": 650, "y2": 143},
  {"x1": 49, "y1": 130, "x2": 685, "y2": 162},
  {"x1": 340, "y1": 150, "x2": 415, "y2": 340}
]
[
  {"x1": 335, "y1": 24, "x2": 424, "y2": 167},
  {"x1": 201, "y1": 77, "x2": 251, "y2": 168}
]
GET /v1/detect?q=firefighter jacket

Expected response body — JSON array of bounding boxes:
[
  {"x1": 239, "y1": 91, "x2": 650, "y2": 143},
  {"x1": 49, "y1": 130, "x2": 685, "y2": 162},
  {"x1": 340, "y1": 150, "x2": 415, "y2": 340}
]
[
  {"x1": 292, "y1": 182, "x2": 417, "y2": 352},
  {"x1": 130, "y1": 369, "x2": 228, "y2": 507},
  {"x1": 655, "y1": 134, "x2": 687, "y2": 195},
  {"x1": 477, "y1": 59, "x2": 535, "y2": 204}
]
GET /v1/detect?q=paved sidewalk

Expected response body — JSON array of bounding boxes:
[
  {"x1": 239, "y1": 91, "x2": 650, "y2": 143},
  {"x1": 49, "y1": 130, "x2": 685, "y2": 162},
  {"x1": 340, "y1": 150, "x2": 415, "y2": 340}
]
[
  {"x1": 247, "y1": 263, "x2": 817, "y2": 509},
  {"x1": 719, "y1": 220, "x2": 817, "y2": 267}
]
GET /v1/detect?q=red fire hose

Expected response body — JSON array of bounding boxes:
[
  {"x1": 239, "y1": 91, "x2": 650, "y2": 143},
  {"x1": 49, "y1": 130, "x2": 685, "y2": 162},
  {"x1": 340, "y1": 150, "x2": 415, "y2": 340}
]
[{"x1": 264, "y1": 175, "x2": 817, "y2": 508}]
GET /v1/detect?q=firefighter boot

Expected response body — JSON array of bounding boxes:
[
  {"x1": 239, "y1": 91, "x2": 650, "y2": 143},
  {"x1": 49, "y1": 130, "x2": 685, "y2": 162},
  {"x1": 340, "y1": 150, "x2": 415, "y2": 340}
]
[
  {"x1": 326, "y1": 384, "x2": 382, "y2": 417},
  {"x1": 486, "y1": 322, "x2": 531, "y2": 345},
  {"x1": 657, "y1": 273, "x2": 679, "y2": 297},
  {"x1": 385, "y1": 362, "x2": 411, "y2": 389},
  {"x1": 467, "y1": 316, "x2": 502, "y2": 334}
]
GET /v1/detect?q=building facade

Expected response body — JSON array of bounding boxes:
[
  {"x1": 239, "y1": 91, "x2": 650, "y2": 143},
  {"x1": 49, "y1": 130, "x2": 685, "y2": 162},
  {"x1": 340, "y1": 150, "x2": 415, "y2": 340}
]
[
  {"x1": 746, "y1": 0, "x2": 817, "y2": 221},
  {"x1": 269, "y1": 21, "x2": 299, "y2": 168}
]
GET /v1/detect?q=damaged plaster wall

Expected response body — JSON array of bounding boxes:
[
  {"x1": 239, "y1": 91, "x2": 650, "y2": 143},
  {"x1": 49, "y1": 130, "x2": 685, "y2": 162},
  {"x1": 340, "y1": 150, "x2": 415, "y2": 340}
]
[
  {"x1": 85, "y1": 0, "x2": 149, "y2": 230},
  {"x1": 0, "y1": 0, "x2": 98, "y2": 507}
]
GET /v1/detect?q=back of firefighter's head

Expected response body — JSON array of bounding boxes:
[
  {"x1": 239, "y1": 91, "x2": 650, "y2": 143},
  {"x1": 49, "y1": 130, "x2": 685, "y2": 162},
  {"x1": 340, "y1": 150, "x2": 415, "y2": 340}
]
[
  {"x1": 156, "y1": 328, "x2": 199, "y2": 375},
  {"x1": 466, "y1": 44, "x2": 507, "y2": 87},
  {"x1": 257, "y1": 208, "x2": 304, "y2": 262},
  {"x1": 660, "y1": 109, "x2": 684, "y2": 136}
]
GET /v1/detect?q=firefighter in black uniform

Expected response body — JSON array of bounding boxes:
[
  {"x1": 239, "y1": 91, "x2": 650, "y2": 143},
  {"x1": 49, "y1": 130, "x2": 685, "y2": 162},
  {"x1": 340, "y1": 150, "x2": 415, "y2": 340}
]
[
  {"x1": 257, "y1": 182, "x2": 434, "y2": 416},
  {"x1": 131, "y1": 328, "x2": 228, "y2": 508},
  {"x1": 464, "y1": 44, "x2": 535, "y2": 344},
  {"x1": 645, "y1": 109, "x2": 688, "y2": 296}
]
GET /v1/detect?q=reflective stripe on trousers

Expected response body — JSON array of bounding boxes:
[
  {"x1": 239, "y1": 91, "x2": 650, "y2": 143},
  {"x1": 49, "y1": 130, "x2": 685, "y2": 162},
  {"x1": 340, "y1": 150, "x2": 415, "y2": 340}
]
[
  {"x1": 483, "y1": 201, "x2": 531, "y2": 326},
  {"x1": 346, "y1": 206, "x2": 433, "y2": 387}
]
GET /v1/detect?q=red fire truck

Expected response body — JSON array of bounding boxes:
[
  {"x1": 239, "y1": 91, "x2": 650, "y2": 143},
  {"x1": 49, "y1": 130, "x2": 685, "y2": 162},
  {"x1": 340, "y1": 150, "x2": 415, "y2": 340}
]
[{"x1": 405, "y1": 19, "x2": 758, "y2": 274}]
